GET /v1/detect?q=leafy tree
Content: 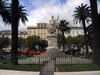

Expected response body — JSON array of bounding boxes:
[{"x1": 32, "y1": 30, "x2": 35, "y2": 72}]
[
  {"x1": 18, "y1": 37, "x2": 24, "y2": 50},
  {"x1": 65, "y1": 36, "x2": 75, "y2": 50},
  {"x1": 22, "y1": 38, "x2": 27, "y2": 50},
  {"x1": 26, "y1": 36, "x2": 40, "y2": 50},
  {"x1": 2, "y1": 37, "x2": 10, "y2": 48},
  {"x1": 38, "y1": 39, "x2": 48, "y2": 52},
  {"x1": 73, "y1": 3, "x2": 91, "y2": 55},
  {"x1": 57, "y1": 33, "x2": 66, "y2": 49},
  {"x1": 0, "y1": 37, "x2": 10, "y2": 56},
  {"x1": 57, "y1": 19, "x2": 70, "y2": 52},
  {"x1": 74, "y1": 35, "x2": 85, "y2": 50},
  {"x1": 0, "y1": 37, "x2": 9, "y2": 50},
  {"x1": 90, "y1": 0, "x2": 100, "y2": 66}
]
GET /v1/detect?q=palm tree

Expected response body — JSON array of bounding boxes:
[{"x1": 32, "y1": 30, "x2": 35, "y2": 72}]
[
  {"x1": 11, "y1": 1, "x2": 28, "y2": 65},
  {"x1": 73, "y1": 3, "x2": 91, "y2": 56},
  {"x1": 0, "y1": 0, "x2": 11, "y2": 24},
  {"x1": 11, "y1": 0, "x2": 19, "y2": 65},
  {"x1": 90, "y1": 0, "x2": 100, "y2": 66},
  {"x1": 18, "y1": 4, "x2": 28, "y2": 24},
  {"x1": 56, "y1": 19, "x2": 70, "y2": 52}
]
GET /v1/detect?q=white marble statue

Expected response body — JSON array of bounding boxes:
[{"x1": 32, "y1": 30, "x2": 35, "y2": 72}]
[{"x1": 47, "y1": 16, "x2": 57, "y2": 34}]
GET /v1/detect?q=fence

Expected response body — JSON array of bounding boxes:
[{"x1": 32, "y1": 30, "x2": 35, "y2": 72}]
[{"x1": 0, "y1": 52, "x2": 94, "y2": 73}]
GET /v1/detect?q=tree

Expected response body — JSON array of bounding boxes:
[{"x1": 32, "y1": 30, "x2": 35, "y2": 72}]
[
  {"x1": 56, "y1": 19, "x2": 70, "y2": 52},
  {"x1": 74, "y1": 35, "x2": 85, "y2": 50},
  {"x1": 0, "y1": 37, "x2": 10, "y2": 50},
  {"x1": 90, "y1": 0, "x2": 100, "y2": 66},
  {"x1": 39, "y1": 39, "x2": 48, "y2": 52},
  {"x1": 11, "y1": 0, "x2": 19, "y2": 65},
  {"x1": 86, "y1": 24, "x2": 93, "y2": 50},
  {"x1": 0, "y1": 0, "x2": 11, "y2": 24},
  {"x1": 73, "y1": 3, "x2": 91, "y2": 56},
  {"x1": 26, "y1": 36, "x2": 40, "y2": 50},
  {"x1": 65, "y1": 36, "x2": 75, "y2": 51},
  {"x1": 18, "y1": 37, "x2": 24, "y2": 50},
  {"x1": 0, "y1": 37, "x2": 10, "y2": 57},
  {"x1": 11, "y1": 1, "x2": 28, "y2": 65},
  {"x1": 18, "y1": 4, "x2": 28, "y2": 24}
]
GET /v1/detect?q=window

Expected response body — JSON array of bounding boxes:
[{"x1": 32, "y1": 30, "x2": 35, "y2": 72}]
[
  {"x1": 33, "y1": 34, "x2": 35, "y2": 36},
  {"x1": 20, "y1": 35, "x2": 21, "y2": 37},
  {"x1": 33, "y1": 29, "x2": 36, "y2": 33},
  {"x1": 38, "y1": 33, "x2": 40, "y2": 36},
  {"x1": 44, "y1": 33, "x2": 46, "y2": 37},
  {"x1": 24, "y1": 35, "x2": 25, "y2": 37},
  {"x1": 38, "y1": 24, "x2": 40, "y2": 27},
  {"x1": 77, "y1": 31, "x2": 78, "y2": 34},
  {"x1": 72, "y1": 31, "x2": 74, "y2": 34},
  {"x1": 29, "y1": 34, "x2": 31, "y2": 36},
  {"x1": 81, "y1": 31, "x2": 83, "y2": 33},
  {"x1": 44, "y1": 24, "x2": 46, "y2": 27},
  {"x1": 41, "y1": 29, "x2": 43, "y2": 32},
  {"x1": 44, "y1": 38, "x2": 46, "y2": 40},
  {"x1": 38, "y1": 29, "x2": 40, "y2": 32},
  {"x1": 29, "y1": 29, "x2": 31, "y2": 33},
  {"x1": 6, "y1": 35, "x2": 8, "y2": 37},
  {"x1": 41, "y1": 34, "x2": 43, "y2": 37},
  {"x1": 44, "y1": 29, "x2": 46, "y2": 32},
  {"x1": 68, "y1": 31, "x2": 70, "y2": 34},
  {"x1": 41, "y1": 24, "x2": 43, "y2": 27}
]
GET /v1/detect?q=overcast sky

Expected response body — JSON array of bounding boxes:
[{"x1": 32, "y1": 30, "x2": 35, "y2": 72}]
[{"x1": 0, "y1": 0, "x2": 100, "y2": 31}]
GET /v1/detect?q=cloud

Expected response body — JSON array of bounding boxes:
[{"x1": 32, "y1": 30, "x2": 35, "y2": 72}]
[
  {"x1": 26, "y1": 0, "x2": 90, "y2": 28},
  {"x1": 0, "y1": 0, "x2": 100, "y2": 31}
]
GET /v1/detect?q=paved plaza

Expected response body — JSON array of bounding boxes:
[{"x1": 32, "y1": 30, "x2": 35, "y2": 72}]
[{"x1": 0, "y1": 70, "x2": 100, "y2": 75}]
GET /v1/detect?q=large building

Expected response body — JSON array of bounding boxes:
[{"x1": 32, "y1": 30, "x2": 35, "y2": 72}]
[
  {"x1": 27, "y1": 23, "x2": 48, "y2": 40},
  {"x1": 65, "y1": 26, "x2": 84, "y2": 37},
  {"x1": 0, "y1": 30, "x2": 28, "y2": 39},
  {"x1": 0, "y1": 23, "x2": 84, "y2": 39}
]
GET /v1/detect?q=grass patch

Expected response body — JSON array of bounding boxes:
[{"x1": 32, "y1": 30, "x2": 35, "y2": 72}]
[
  {"x1": 57, "y1": 64, "x2": 100, "y2": 72},
  {"x1": 0, "y1": 57, "x2": 43, "y2": 71},
  {"x1": 81, "y1": 57, "x2": 93, "y2": 60},
  {"x1": 0, "y1": 64, "x2": 43, "y2": 71}
]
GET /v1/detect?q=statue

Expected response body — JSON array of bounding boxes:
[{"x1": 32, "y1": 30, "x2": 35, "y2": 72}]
[{"x1": 47, "y1": 16, "x2": 57, "y2": 34}]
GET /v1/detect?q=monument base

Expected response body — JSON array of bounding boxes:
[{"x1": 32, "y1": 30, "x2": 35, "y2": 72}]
[
  {"x1": 46, "y1": 47, "x2": 59, "y2": 53},
  {"x1": 46, "y1": 34, "x2": 59, "y2": 53}
]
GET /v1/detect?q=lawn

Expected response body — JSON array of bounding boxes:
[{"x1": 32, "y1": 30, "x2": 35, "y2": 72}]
[
  {"x1": 0, "y1": 57, "x2": 43, "y2": 71},
  {"x1": 57, "y1": 64, "x2": 100, "y2": 72},
  {"x1": 0, "y1": 64, "x2": 43, "y2": 71}
]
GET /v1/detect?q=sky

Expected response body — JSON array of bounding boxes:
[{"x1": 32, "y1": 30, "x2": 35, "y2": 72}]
[{"x1": 0, "y1": 0, "x2": 100, "y2": 31}]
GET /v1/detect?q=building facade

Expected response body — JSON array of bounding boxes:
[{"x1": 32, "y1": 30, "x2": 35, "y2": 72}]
[
  {"x1": 0, "y1": 30, "x2": 28, "y2": 39},
  {"x1": 27, "y1": 23, "x2": 48, "y2": 40},
  {"x1": 65, "y1": 26, "x2": 84, "y2": 37},
  {"x1": 0, "y1": 24, "x2": 84, "y2": 39}
]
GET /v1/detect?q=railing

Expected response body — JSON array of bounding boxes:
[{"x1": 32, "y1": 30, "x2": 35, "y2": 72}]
[{"x1": 0, "y1": 52, "x2": 95, "y2": 72}]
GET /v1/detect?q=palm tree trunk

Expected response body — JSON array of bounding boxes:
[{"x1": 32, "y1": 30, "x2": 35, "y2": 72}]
[
  {"x1": 90, "y1": 0, "x2": 100, "y2": 66},
  {"x1": 62, "y1": 31, "x2": 64, "y2": 52},
  {"x1": 10, "y1": 0, "x2": 19, "y2": 65},
  {"x1": 82, "y1": 19, "x2": 88, "y2": 56}
]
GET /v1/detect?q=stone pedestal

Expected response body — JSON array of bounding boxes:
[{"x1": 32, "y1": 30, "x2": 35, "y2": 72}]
[{"x1": 46, "y1": 34, "x2": 59, "y2": 53}]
